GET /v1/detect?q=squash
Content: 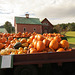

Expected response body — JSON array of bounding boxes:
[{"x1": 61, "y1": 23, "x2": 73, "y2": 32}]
[
  {"x1": 20, "y1": 38, "x2": 27, "y2": 44},
  {"x1": 49, "y1": 39, "x2": 58, "y2": 50},
  {"x1": 60, "y1": 40, "x2": 69, "y2": 49},
  {"x1": 36, "y1": 41, "x2": 45, "y2": 52},
  {"x1": 43, "y1": 39, "x2": 50, "y2": 47},
  {"x1": 0, "y1": 43, "x2": 4, "y2": 50},
  {"x1": 56, "y1": 48, "x2": 65, "y2": 52},
  {"x1": 22, "y1": 43, "x2": 28, "y2": 47},
  {"x1": 30, "y1": 48, "x2": 37, "y2": 54},
  {"x1": 14, "y1": 42, "x2": 22, "y2": 49}
]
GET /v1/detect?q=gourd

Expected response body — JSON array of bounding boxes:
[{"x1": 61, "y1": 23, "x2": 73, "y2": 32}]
[{"x1": 14, "y1": 42, "x2": 22, "y2": 49}]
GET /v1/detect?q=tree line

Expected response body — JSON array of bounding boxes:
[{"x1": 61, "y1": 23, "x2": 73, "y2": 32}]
[{"x1": 53, "y1": 22, "x2": 75, "y2": 34}]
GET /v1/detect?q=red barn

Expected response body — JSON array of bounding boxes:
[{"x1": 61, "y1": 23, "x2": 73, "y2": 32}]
[
  {"x1": 14, "y1": 14, "x2": 53, "y2": 34},
  {"x1": 41, "y1": 18, "x2": 53, "y2": 33}
]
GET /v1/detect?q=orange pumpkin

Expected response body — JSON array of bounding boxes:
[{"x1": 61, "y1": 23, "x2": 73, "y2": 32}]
[
  {"x1": 30, "y1": 48, "x2": 37, "y2": 54},
  {"x1": 17, "y1": 32, "x2": 22, "y2": 36},
  {"x1": 66, "y1": 48, "x2": 72, "y2": 51},
  {"x1": 29, "y1": 35, "x2": 35, "y2": 40},
  {"x1": 7, "y1": 44, "x2": 13, "y2": 48},
  {"x1": 48, "y1": 48, "x2": 55, "y2": 52},
  {"x1": 54, "y1": 36, "x2": 61, "y2": 42},
  {"x1": 2, "y1": 33, "x2": 7, "y2": 37},
  {"x1": 49, "y1": 39, "x2": 58, "y2": 50},
  {"x1": 33, "y1": 41, "x2": 37, "y2": 49},
  {"x1": 34, "y1": 34, "x2": 38, "y2": 40},
  {"x1": 27, "y1": 38, "x2": 32, "y2": 44},
  {"x1": 8, "y1": 36, "x2": 13, "y2": 41},
  {"x1": 44, "y1": 48, "x2": 55, "y2": 52},
  {"x1": 37, "y1": 34, "x2": 45, "y2": 41},
  {"x1": 5, "y1": 40, "x2": 10, "y2": 45},
  {"x1": 36, "y1": 41, "x2": 45, "y2": 52},
  {"x1": 0, "y1": 38, "x2": 2, "y2": 43},
  {"x1": 4, "y1": 44, "x2": 9, "y2": 49},
  {"x1": 0, "y1": 43, "x2": 4, "y2": 49},
  {"x1": 56, "y1": 48, "x2": 65, "y2": 52},
  {"x1": 1, "y1": 37, "x2": 7, "y2": 43},
  {"x1": 32, "y1": 38, "x2": 36, "y2": 42},
  {"x1": 29, "y1": 43, "x2": 34, "y2": 48},
  {"x1": 25, "y1": 32, "x2": 28, "y2": 34},
  {"x1": 60, "y1": 40, "x2": 69, "y2": 49},
  {"x1": 7, "y1": 33, "x2": 10, "y2": 37},
  {"x1": 44, "y1": 48, "x2": 50, "y2": 52},
  {"x1": 20, "y1": 38, "x2": 27, "y2": 43},
  {"x1": 43, "y1": 39, "x2": 50, "y2": 47},
  {"x1": 19, "y1": 47, "x2": 23, "y2": 51}
]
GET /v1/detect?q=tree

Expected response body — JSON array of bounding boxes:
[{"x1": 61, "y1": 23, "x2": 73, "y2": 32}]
[
  {"x1": 54, "y1": 24, "x2": 70, "y2": 35},
  {"x1": 4, "y1": 21, "x2": 12, "y2": 33}
]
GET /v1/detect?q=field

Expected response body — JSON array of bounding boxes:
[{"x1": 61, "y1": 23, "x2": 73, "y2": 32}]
[{"x1": 65, "y1": 31, "x2": 75, "y2": 48}]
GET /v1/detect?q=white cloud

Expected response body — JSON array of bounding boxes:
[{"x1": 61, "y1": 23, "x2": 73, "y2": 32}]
[{"x1": 0, "y1": 0, "x2": 75, "y2": 26}]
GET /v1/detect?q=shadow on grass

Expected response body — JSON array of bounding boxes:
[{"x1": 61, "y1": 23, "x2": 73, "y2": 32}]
[
  {"x1": 69, "y1": 44, "x2": 75, "y2": 48},
  {"x1": 66, "y1": 36, "x2": 75, "y2": 38}
]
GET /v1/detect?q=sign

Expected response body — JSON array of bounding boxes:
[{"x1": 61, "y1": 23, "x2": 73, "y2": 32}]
[{"x1": 0, "y1": 55, "x2": 13, "y2": 68}]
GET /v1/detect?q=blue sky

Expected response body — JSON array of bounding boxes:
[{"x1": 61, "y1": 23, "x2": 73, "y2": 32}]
[{"x1": 0, "y1": 0, "x2": 75, "y2": 26}]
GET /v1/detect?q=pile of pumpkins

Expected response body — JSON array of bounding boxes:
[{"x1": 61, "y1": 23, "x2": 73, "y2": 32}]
[{"x1": 0, "y1": 33, "x2": 71, "y2": 55}]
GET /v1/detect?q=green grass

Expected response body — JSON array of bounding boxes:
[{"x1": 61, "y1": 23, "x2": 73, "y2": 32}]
[{"x1": 65, "y1": 31, "x2": 75, "y2": 48}]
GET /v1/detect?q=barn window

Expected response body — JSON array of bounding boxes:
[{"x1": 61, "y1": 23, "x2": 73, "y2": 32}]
[
  {"x1": 24, "y1": 28, "x2": 26, "y2": 32},
  {"x1": 33, "y1": 28, "x2": 36, "y2": 31}
]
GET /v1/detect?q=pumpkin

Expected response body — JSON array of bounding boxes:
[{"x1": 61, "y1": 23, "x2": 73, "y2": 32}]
[
  {"x1": 0, "y1": 38, "x2": 2, "y2": 43},
  {"x1": 19, "y1": 47, "x2": 23, "y2": 51},
  {"x1": 27, "y1": 38, "x2": 33, "y2": 44},
  {"x1": 54, "y1": 36, "x2": 61, "y2": 42},
  {"x1": 60, "y1": 40, "x2": 69, "y2": 49},
  {"x1": 1, "y1": 37, "x2": 7, "y2": 43},
  {"x1": 5, "y1": 40, "x2": 10, "y2": 45},
  {"x1": 30, "y1": 48, "x2": 37, "y2": 54},
  {"x1": 56, "y1": 48, "x2": 65, "y2": 52},
  {"x1": 66, "y1": 48, "x2": 72, "y2": 51},
  {"x1": 32, "y1": 39, "x2": 36, "y2": 42},
  {"x1": 8, "y1": 36, "x2": 13, "y2": 41},
  {"x1": 29, "y1": 43, "x2": 34, "y2": 48},
  {"x1": 20, "y1": 38, "x2": 27, "y2": 43},
  {"x1": 29, "y1": 35, "x2": 35, "y2": 40},
  {"x1": 7, "y1": 33, "x2": 10, "y2": 37},
  {"x1": 22, "y1": 42, "x2": 28, "y2": 47},
  {"x1": 48, "y1": 37, "x2": 54, "y2": 42},
  {"x1": 0, "y1": 43, "x2": 4, "y2": 50},
  {"x1": 18, "y1": 50, "x2": 23, "y2": 54},
  {"x1": 48, "y1": 48, "x2": 55, "y2": 52},
  {"x1": 33, "y1": 41, "x2": 37, "y2": 49},
  {"x1": 49, "y1": 39, "x2": 58, "y2": 50},
  {"x1": 43, "y1": 39, "x2": 50, "y2": 47},
  {"x1": 4, "y1": 44, "x2": 9, "y2": 48},
  {"x1": 36, "y1": 41, "x2": 45, "y2": 52},
  {"x1": 8, "y1": 44, "x2": 13, "y2": 48},
  {"x1": 44, "y1": 48, "x2": 49, "y2": 52},
  {"x1": 23, "y1": 47, "x2": 28, "y2": 53},
  {"x1": 37, "y1": 34, "x2": 45, "y2": 41},
  {"x1": 17, "y1": 32, "x2": 22, "y2": 36},
  {"x1": 44, "y1": 48, "x2": 54, "y2": 52}
]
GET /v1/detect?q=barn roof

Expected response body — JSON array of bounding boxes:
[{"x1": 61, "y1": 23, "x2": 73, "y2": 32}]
[{"x1": 15, "y1": 17, "x2": 42, "y2": 25}]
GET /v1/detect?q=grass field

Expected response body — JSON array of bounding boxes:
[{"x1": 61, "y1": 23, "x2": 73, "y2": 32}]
[{"x1": 65, "y1": 31, "x2": 75, "y2": 48}]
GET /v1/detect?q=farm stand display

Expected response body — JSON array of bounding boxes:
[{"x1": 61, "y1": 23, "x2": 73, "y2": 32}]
[{"x1": 0, "y1": 32, "x2": 75, "y2": 75}]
